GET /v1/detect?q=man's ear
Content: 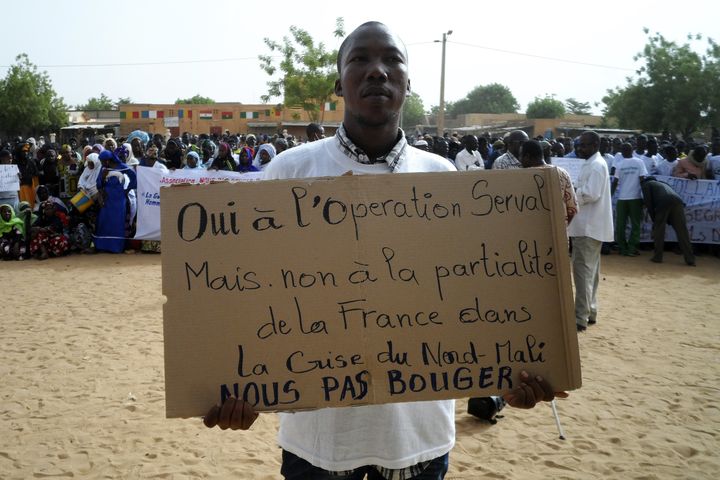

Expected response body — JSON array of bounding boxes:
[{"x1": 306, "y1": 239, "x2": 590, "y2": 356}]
[
  {"x1": 334, "y1": 79, "x2": 343, "y2": 97},
  {"x1": 406, "y1": 79, "x2": 411, "y2": 95}
]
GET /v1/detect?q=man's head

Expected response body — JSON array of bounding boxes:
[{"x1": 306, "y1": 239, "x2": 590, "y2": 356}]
[
  {"x1": 506, "y1": 130, "x2": 529, "y2": 158},
  {"x1": 519, "y1": 139, "x2": 544, "y2": 168},
  {"x1": 711, "y1": 137, "x2": 720, "y2": 156},
  {"x1": 0, "y1": 150, "x2": 11, "y2": 164},
  {"x1": 663, "y1": 145, "x2": 678, "y2": 162},
  {"x1": 335, "y1": 22, "x2": 409, "y2": 131},
  {"x1": 647, "y1": 137, "x2": 658, "y2": 155},
  {"x1": 599, "y1": 137, "x2": 610, "y2": 155},
  {"x1": 621, "y1": 142, "x2": 633, "y2": 158},
  {"x1": 306, "y1": 123, "x2": 325, "y2": 142},
  {"x1": 461, "y1": 135, "x2": 479, "y2": 153},
  {"x1": 636, "y1": 134, "x2": 648, "y2": 152},
  {"x1": 577, "y1": 131, "x2": 600, "y2": 160}
]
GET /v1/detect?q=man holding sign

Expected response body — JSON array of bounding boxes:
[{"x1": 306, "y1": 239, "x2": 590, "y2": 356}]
[{"x1": 202, "y1": 21, "x2": 565, "y2": 479}]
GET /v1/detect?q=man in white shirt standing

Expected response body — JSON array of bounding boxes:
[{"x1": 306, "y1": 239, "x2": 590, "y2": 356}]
[
  {"x1": 612, "y1": 143, "x2": 648, "y2": 256},
  {"x1": 568, "y1": 131, "x2": 614, "y2": 332},
  {"x1": 454, "y1": 135, "x2": 485, "y2": 171},
  {"x1": 203, "y1": 21, "x2": 564, "y2": 479}
]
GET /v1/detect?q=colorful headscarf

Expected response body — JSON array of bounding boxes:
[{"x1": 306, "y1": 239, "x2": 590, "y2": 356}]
[
  {"x1": 79, "y1": 153, "x2": 102, "y2": 195},
  {"x1": 126, "y1": 130, "x2": 150, "y2": 146},
  {"x1": 0, "y1": 204, "x2": 25, "y2": 236}
]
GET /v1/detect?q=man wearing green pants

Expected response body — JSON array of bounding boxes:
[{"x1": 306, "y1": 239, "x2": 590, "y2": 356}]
[{"x1": 612, "y1": 143, "x2": 647, "y2": 256}]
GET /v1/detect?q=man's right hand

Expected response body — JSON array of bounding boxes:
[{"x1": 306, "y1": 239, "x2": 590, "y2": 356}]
[{"x1": 203, "y1": 396, "x2": 258, "y2": 430}]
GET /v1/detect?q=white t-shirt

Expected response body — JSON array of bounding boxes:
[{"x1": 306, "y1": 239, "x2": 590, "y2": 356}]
[
  {"x1": 263, "y1": 135, "x2": 457, "y2": 472},
  {"x1": 454, "y1": 149, "x2": 484, "y2": 171},
  {"x1": 708, "y1": 154, "x2": 720, "y2": 177},
  {"x1": 655, "y1": 159, "x2": 678, "y2": 177},
  {"x1": 567, "y1": 152, "x2": 614, "y2": 242},
  {"x1": 635, "y1": 153, "x2": 657, "y2": 175},
  {"x1": 614, "y1": 156, "x2": 647, "y2": 200}
]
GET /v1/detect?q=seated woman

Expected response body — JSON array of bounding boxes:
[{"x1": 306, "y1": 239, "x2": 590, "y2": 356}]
[
  {"x1": 0, "y1": 204, "x2": 26, "y2": 260},
  {"x1": 30, "y1": 200, "x2": 70, "y2": 260}
]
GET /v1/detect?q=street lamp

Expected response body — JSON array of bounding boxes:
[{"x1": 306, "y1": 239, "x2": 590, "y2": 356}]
[{"x1": 435, "y1": 30, "x2": 453, "y2": 137}]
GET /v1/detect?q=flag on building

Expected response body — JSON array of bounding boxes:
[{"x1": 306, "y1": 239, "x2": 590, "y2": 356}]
[
  {"x1": 149, "y1": 110, "x2": 157, "y2": 119},
  {"x1": 157, "y1": 111, "x2": 165, "y2": 118},
  {"x1": 240, "y1": 111, "x2": 259, "y2": 119},
  {"x1": 272, "y1": 107, "x2": 281, "y2": 116},
  {"x1": 264, "y1": 109, "x2": 271, "y2": 117},
  {"x1": 141, "y1": 111, "x2": 149, "y2": 118},
  {"x1": 199, "y1": 110, "x2": 212, "y2": 120},
  {"x1": 187, "y1": 110, "x2": 192, "y2": 119},
  {"x1": 323, "y1": 102, "x2": 337, "y2": 111},
  {"x1": 221, "y1": 111, "x2": 233, "y2": 120},
  {"x1": 120, "y1": 111, "x2": 126, "y2": 119},
  {"x1": 132, "y1": 111, "x2": 139, "y2": 119},
  {"x1": 178, "y1": 109, "x2": 184, "y2": 119}
]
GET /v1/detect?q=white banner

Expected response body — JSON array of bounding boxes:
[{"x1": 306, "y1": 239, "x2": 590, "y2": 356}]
[
  {"x1": 549, "y1": 157, "x2": 720, "y2": 245},
  {"x1": 164, "y1": 116, "x2": 179, "y2": 128},
  {"x1": 0, "y1": 164, "x2": 20, "y2": 192},
  {"x1": 135, "y1": 167, "x2": 262, "y2": 240}
]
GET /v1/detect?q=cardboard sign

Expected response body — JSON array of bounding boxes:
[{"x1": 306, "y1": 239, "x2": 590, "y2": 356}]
[
  {"x1": 0, "y1": 164, "x2": 20, "y2": 192},
  {"x1": 162, "y1": 169, "x2": 581, "y2": 418}
]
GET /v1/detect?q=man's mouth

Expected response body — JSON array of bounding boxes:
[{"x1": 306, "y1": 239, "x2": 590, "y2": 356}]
[{"x1": 362, "y1": 87, "x2": 392, "y2": 98}]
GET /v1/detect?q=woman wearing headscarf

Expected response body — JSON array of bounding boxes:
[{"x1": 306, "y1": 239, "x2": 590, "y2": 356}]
[
  {"x1": 123, "y1": 142, "x2": 139, "y2": 167},
  {"x1": 91, "y1": 143, "x2": 105, "y2": 155},
  {"x1": 94, "y1": 150, "x2": 135, "y2": 253},
  {"x1": 163, "y1": 138, "x2": 184, "y2": 170},
  {"x1": 33, "y1": 185, "x2": 67, "y2": 214},
  {"x1": 78, "y1": 153, "x2": 102, "y2": 198},
  {"x1": 255, "y1": 143, "x2": 276, "y2": 170},
  {"x1": 208, "y1": 142, "x2": 236, "y2": 171},
  {"x1": 183, "y1": 151, "x2": 204, "y2": 170},
  {"x1": 58, "y1": 144, "x2": 80, "y2": 200},
  {"x1": 236, "y1": 146, "x2": 259, "y2": 172},
  {"x1": 1, "y1": 203, "x2": 26, "y2": 260},
  {"x1": 30, "y1": 200, "x2": 70, "y2": 259}
]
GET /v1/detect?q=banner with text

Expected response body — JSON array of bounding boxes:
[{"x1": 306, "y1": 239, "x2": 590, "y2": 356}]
[
  {"x1": 135, "y1": 167, "x2": 262, "y2": 240},
  {"x1": 550, "y1": 158, "x2": 720, "y2": 244},
  {"x1": 161, "y1": 169, "x2": 581, "y2": 417}
]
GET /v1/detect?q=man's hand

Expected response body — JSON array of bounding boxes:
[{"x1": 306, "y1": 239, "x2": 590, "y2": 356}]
[
  {"x1": 502, "y1": 371, "x2": 569, "y2": 409},
  {"x1": 203, "y1": 396, "x2": 258, "y2": 430}
]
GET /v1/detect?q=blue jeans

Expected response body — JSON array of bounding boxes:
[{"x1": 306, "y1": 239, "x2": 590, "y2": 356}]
[{"x1": 280, "y1": 450, "x2": 449, "y2": 480}]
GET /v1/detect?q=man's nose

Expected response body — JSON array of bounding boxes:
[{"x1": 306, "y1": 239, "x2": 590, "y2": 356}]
[{"x1": 366, "y1": 59, "x2": 389, "y2": 81}]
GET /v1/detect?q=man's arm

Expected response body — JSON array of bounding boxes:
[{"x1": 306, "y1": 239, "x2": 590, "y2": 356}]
[{"x1": 576, "y1": 163, "x2": 608, "y2": 207}]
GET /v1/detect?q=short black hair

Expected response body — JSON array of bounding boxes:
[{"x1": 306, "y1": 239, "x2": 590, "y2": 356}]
[
  {"x1": 336, "y1": 21, "x2": 405, "y2": 75},
  {"x1": 521, "y1": 139, "x2": 543, "y2": 160}
]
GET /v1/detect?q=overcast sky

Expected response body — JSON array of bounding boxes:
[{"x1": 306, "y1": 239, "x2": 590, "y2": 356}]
[{"x1": 3, "y1": 0, "x2": 718, "y2": 115}]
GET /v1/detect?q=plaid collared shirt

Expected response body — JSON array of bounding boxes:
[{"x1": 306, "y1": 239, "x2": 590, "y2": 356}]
[
  {"x1": 335, "y1": 124, "x2": 407, "y2": 172},
  {"x1": 330, "y1": 461, "x2": 432, "y2": 480}
]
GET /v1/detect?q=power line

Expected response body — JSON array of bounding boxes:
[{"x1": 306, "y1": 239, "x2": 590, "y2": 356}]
[
  {"x1": 449, "y1": 40, "x2": 635, "y2": 71},
  {"x1": 0, "y1": 56, "x2": 271, "y2": 68}
]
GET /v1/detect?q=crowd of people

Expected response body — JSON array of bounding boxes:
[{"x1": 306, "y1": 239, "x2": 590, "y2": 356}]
[{"x1": 1, "y1": 124, "x2": 718, "y2": 262}]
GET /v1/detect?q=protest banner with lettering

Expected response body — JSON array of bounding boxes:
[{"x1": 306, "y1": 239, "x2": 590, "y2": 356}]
[
  {"x1": 0, "y1": 164, "x2": 20, "y2": 192},
  {"x1": 161, "y1": 169, "x2": 582, "y2": 418},
  {"x1": 135, "y1": 166, "x2": 262, "y2": 240},
  {"x1": 550, "y1": 159, "x2": 720, "y2": 244}
]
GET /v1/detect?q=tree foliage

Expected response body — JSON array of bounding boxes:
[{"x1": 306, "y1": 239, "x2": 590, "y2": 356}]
[
  {"x1": 259, "y1": 18, "x2": 345, "y2": 122},
  {"x1": 526, "y1": 95, "x2": 566, "y2": 119},
  {"x1": 450, "y1": 83, "x2": 519, "y2": 115},
  {"x1": 565, "y1": 98, "x2": 592, "y2": 115},
  {"x1": 76, "y1": 93, "x2": 114, "y2": 110},
  {"x1": 175, "y1": 94, "x2": 215, "y2": 104},
  {"x1": 402, "y1": 92, "x2": 426, "y2": 128},
  {"x1": 602, "y1": 30, "x2": 719, "y2": 138},
  {"x1": 0, "y1": 54, "x2": 67, "y2": 137}
]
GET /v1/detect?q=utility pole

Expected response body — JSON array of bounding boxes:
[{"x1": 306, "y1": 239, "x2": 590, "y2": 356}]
[{"x1": 437, "y1": 30, "x2": 452, "y2": 137}]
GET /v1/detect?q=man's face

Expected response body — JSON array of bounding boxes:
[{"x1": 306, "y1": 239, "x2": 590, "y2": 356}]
[
  {"x1": 712, "y1": 140, "x2": 720, "y2": 156},
  {"x1": 45, "y1": 150, "x2": 57, "y2": 162},
  {"x1": 577, "y1": 134, "x2": 598, "y2": 160},
  {"x1": 599, "y1": 138, "x2": 610, "y2": 154},
  {"x1": 335, "y1": 24, "x2": 409, "y2": 128},
  {"x1": 465, "y1": 136, "x2": 478, "y2": 152},
  {"x1": 621, "y1": 144, "x2": 633, "y2": 158}
]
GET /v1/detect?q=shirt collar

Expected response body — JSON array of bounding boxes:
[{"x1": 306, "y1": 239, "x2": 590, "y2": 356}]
[{"x1": 335, "y1": 124, "x2": 408, "y2": 172}]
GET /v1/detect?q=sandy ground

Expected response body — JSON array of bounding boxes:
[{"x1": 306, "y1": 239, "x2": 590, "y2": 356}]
[{"x1": 1, "y1": 251, "x2": 718, "y2": 479}]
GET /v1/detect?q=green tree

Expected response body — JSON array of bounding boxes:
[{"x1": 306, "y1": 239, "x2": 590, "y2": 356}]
[
  {"x1": 259, "y1": 17, "x2": 345, "y2": 122},
  {"x1": 565, "y1": 98, "x2": 592, "y2": 115},
  {"x1": 602, "y1": 30, "x2": 719, "y2": 139},
  {"x1": 117, "y1": 97, "x2": 132, "y2": 106},
  {"x1": 0, "y1": 54, "x2": 67, "y2": 137},
  {"x1": 76, "y1": 93, "x2": 114, "y2": 110},
  {"x1": 175, "y1": 94, "x2": 216, "y2": 104},
  {"x1": 450, "y1": 83, "x2": 519, "y2": 114},
  {"x1": 402, "y1": 92, "x2": 426, "y2": 128},
  {"x1": 526, "y1": 95, "x2": 566, "y2": 119}
]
